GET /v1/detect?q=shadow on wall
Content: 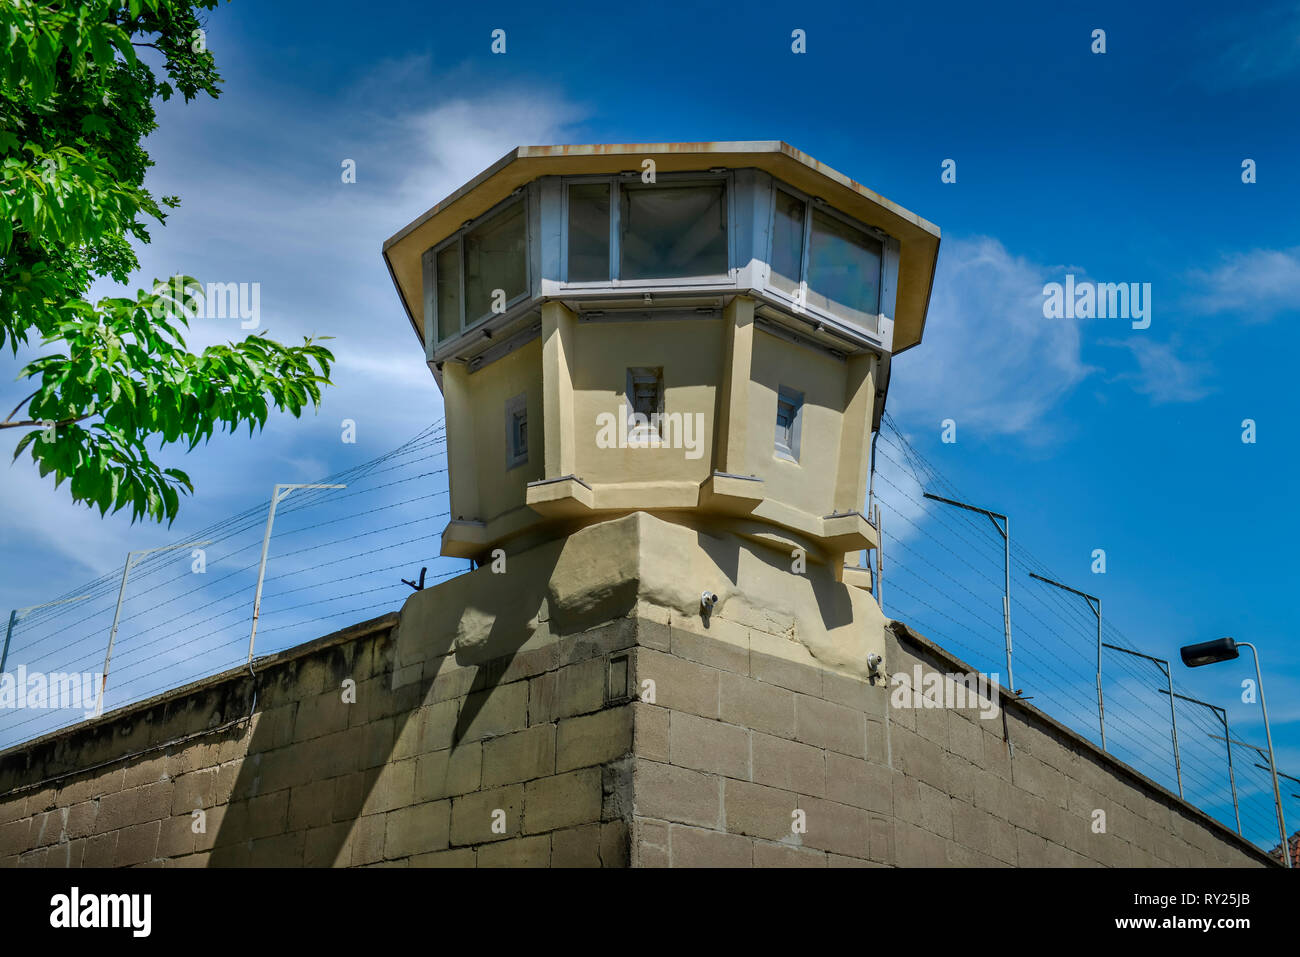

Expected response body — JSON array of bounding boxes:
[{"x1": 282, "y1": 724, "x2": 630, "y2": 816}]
[
  {"x1": 202, "y1": 512, "x2": 863, "y2": 863},
  {"x1": 207, "y1": 548, "x2": 562, "y2": 866}
]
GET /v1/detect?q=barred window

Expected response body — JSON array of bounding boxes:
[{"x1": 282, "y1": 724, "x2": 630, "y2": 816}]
[{"x1": 775, "y1": 386, "x2": 803, "y2": 462}]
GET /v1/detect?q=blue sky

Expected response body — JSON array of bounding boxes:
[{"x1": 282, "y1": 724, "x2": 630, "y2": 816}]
[{"x1": 2, "y1": 0, "x2": 1298, "y2": 851}]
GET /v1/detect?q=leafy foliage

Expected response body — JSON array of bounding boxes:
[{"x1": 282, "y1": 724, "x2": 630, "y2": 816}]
[{"x1": 0, "y1": 1, "x2": 335, "y2": 523}]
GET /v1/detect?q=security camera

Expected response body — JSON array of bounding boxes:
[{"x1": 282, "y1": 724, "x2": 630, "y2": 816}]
[
  {"x1": 700, "y1": 591, "x2": 719, "y2": 613},
  {"x1": 867, "y1": 653, "x2": 882, "y2": 675}
]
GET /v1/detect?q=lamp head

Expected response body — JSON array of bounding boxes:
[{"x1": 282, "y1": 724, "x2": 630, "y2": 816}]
[{"x1": 1180, "y1": 637, "x2": 1239, "y2": 668}]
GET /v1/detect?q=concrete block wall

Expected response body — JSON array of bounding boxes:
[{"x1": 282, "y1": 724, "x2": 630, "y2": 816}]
[
  {"x1": 0, "y1": 613, "x2": 637, "y2": 867},
  {"x1": 626, "y1": 616, "x2": 1270, "y2": 867},
  {"x1": 0, "y1": 599, "x2": 1272, "y2": 868}
]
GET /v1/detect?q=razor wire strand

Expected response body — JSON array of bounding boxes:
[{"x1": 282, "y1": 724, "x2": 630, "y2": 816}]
[
  {"x1": 881, "y1": 416, "x2": 1204, "y2": 701},
  {"x1": 5, "y1": 426, "x2": 449, "y2": 645},
  {"x1": 0, "y1": 420, "x2": 452, "y2": 743},
  {"x1": 5, "y1": 433, "x2": 449, "y2": 643},
  {"x1": 881, "y1": 422, "x2": 1242, "y2": 774},
  {"x1": 883, "y1": 551, "x2": 1165, "y2": 756},
  {"x1": 104, "y1": 516, "x2": 452, "y2": 671},
  {"x1": 882, "y1": 425, "x2": 1236, "y2": 772},
  {"x1": 2, "y1": 548, "x2": 449, "y2": 741},
  {"x1": 882, "y1": 505, "x2": 1265, "y2": 839},
  {"x1": 4, "y1": 412, "x2": 1283, "y2": 848},
  {"x1": 874, "y1": 497, "x2": 1159, "y2": 744},
  {"x1": 16, "y1": 505, "x2": 451, "y2": 675},
  {"x1": 110, "y1": 566, "x2": 466, "y2": 697},
  {"x1": 888, "y1": 531, "x2": 1259, "y2": 831}
]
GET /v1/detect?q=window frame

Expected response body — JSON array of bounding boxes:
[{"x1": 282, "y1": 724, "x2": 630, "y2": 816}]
[
  {"x1": 764, "y1": 183, "x2": 888, "y2": 335},
  {"x1": 561, "y1": 177, "x2": 617, "y2": 284},
  {"x1": 774, "y1": 385, "x2": 804, "y2": 463},
  {"x1": 559, "y1": 171, "x2": 737, "y2": 288},
  {"x1": 427, "y1": 193, "x2": 533, "y2": 351},
  {"x1": 505, "y1": 392, "x2": 529, "y2": 470}
]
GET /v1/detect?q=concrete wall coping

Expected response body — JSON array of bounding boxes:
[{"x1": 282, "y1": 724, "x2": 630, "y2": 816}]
[{"x1": 0, "y1": 612, "x2": 400, "y2": 766}]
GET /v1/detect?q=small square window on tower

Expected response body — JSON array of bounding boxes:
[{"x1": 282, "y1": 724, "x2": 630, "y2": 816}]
[
  {"x1": 626, "y1": 367, "x2": 664, "y2": 444},
  {"x1": 775, "y1": 386, "x2": 803, "y2": 462},
  {"x1": 505, "y1": 392, "x2": 528, "y2": 469}
]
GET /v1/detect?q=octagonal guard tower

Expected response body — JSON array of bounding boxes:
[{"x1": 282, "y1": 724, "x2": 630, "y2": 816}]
[{"x1": 384, "y1": 139, "x2": 938, "y2": 696}]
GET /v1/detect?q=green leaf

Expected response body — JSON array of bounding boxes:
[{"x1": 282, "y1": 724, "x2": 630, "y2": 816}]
[{"x1": 2, "y1": 1, "x2": 325, "y2": 526}]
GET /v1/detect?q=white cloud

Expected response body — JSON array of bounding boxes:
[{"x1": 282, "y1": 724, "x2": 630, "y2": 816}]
[
  {"x1": 888, "y1": 236, "x2": 1093, "y2": 441},
  {"x1": 0, "y1": 77, "x2": 583, "y2": 603},
  {"x1": 395, "y1": 93, "x2": 586, "y2": 212},
  {"x1": 1192, "y1": 247, "x2": 1300, "y2": 321},
  {"x1": 1101, "y1": 338, "x2": 1214, "y2": 405},
  {"x1": 0, "y1": 463, "x2": 159, "y2": 577}
]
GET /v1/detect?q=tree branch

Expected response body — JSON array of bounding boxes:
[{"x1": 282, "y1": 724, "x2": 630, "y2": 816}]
[
  {"x1": 0, "y1": 412, "x2": 93, "y2": 431},
  {"x1": 2, "y1": 389, "x2": 39, "y2": 425}
]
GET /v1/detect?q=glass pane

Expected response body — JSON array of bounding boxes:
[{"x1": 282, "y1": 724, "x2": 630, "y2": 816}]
[
  {"x1": 465, "y1": 201, "x2": 527, "y2": 323},
  {"x1": 807, "y1": 210, "x2": 881, "y2": 328},
  {"x1": 620, "y1": 184, "x2": 727, "y2": 280},
  {"x1": 567, "y1": 183, "x2": 610, "y2": 282},
  {"x1": 770, "y1": 190, "x2": 804, "y2": 294},
  {"x1": 436, "y1": 244, "x2": 461, "y2": 341}
]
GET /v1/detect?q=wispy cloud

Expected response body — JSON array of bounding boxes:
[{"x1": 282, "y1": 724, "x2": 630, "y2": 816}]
[
  {"x1": 889, "y1": 236, "x2": 1094, "y2": 441},
  {"x1": 0, "y1": 72, "x2": 585, "y2": 597},
  {"x1": 1191, "y1": 246, "x2": 1300, "y2": 321},
  {"x1": 395, "y1": 93, "x2": 587, "y2": 213},
  {"x1": 1101, "y1": 338, "x2": 1215, "y2": 405}
]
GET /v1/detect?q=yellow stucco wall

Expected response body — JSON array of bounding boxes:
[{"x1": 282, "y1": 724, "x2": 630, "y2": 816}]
[
  {"x1": 465, "y1": 338, "x2": 544, "y2": 522},
  {"x1": 442, "y1": 300, "x2": 877, "y2": 562},
  {"x1": 746, "y1": 328, "x2": 846, "y2": 515},
  {"x1": 571, "y1": 318, "x2": 723, "y2": 487}
]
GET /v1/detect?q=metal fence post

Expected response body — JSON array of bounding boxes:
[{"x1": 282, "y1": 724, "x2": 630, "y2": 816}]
[
  {"x1": 1, "y1": 595, "x2": 91, "y2": 676},
  {"x1": 247, "y1": 484, "x2": 346, "y2": 673},
  {"x1": 1103, "y1": 643, "x2": 1182, "y2": 798},
  {"x1": 923, "y1": 492, "x2": 1014, "y2": 695},
  {"x1": 875, "y1": 505, "x2": 884, "y2": 615},
  {"x1": 1028, "y1": 573, "x2": 1105, "y2": 751},
  {"x1": 1159, "y1": 691, "x2": 1240, "y2": 835},
  {"x1": 95, "y1": 543, "x2": 211, "y2": 717}
]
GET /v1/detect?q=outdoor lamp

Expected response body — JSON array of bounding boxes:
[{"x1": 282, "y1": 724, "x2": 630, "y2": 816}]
[
  {"x1": 1180, "y1": 637, "x2": 1239, "y2": 668},
  {"x1": 1178, "y1": 635, "x2": 1290, "y2": 868}
]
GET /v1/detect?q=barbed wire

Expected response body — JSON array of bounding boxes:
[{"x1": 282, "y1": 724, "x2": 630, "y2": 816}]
[
  {"x1": 1, "y1": 419, "x2": 454, "y2": 749},
  {"x1": 875, "y1": 413, "x2": 1285, "y2": 851},
  {"x1": 1, "y1": 410, "x2": 1287, "y2": 855}
]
